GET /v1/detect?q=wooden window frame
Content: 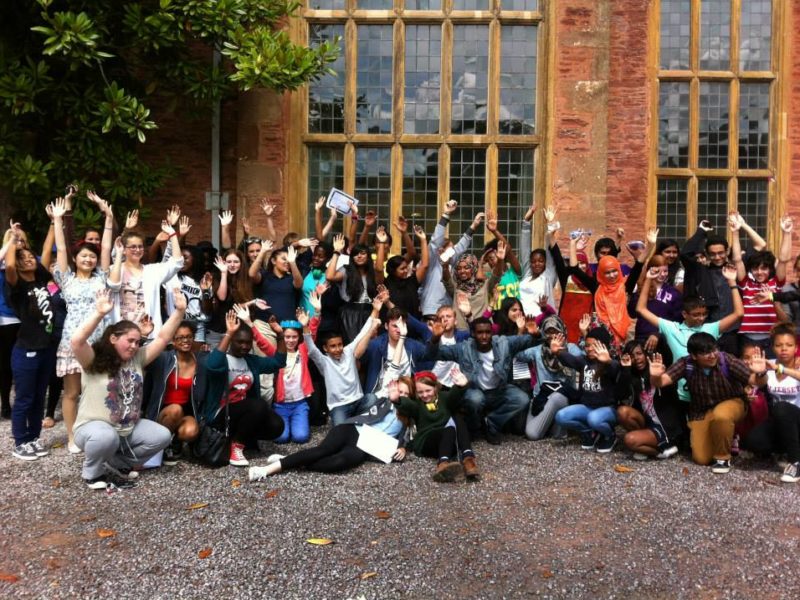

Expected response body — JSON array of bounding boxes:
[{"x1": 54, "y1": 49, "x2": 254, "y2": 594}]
[
  {"x1": 286, "y1": 0, "x2": 554, "y2": 252},
  {"x1": 647, "y1": 0, "x2": 791, "y2": 246}
]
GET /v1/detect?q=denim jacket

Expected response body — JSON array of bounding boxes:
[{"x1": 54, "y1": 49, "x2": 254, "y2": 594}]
[{"x1": 424, "y1": 333, "x2": 541, "y2": 386}]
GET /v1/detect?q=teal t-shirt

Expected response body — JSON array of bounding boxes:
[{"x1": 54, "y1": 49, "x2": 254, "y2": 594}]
[
  {"x1": 494, "y1": 268, "x2": 521, "y2": 309},
  {"x1": 658, "y1": 319, "x2": 721, "y2": 402},
  {"x1": 301, "y1": 269, "x2": 327, "y2": 315}
]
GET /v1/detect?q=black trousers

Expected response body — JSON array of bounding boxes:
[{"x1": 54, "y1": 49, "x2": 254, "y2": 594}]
[
  {"x1": 0, "y1": 323, "x2": 20, "y2": 412},
  {"x1": 281, "y1": 424, "x2": 368, "y2": 473},
  {"x1": 213, "y1": 396, "x2": 284, "y2": 446},
  {"x1": 743, "y1": 402, "x2": 800, "y2": 463},
  {"x1": 417, "y1": 413, "x2": 473, "y2": 460}
]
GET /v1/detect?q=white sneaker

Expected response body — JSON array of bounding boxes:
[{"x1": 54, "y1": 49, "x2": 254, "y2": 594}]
[
  {"x1": 656, "y1": 445, "x2": 678, "y2": 459},
  {"x1": 12, "y1": 443, "x2": 39, "y2": 461},
  {"x1": 632, "y1": 452, "x2": 649, "y2": 461},
  {"x1": 68, "y1": 442, "x2": 83, "y2": 455},
  {"x1": 248, "y1": 466, "x2": 270, "y2": 482},
  {"x1": 31, "y1": 438, "x2": 49, "y2": 457},
  {"x1": 229, "y1": 443, "x2": 249, "y2": 467},
  {"x1": 266, "y1": 453, "x2": 286, "y2": 465}
]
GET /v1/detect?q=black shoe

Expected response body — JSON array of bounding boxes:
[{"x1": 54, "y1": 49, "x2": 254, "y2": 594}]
[
  {"x1": 85, "y1": 476, "x2": 109, "y2": 490},
  {"x1": 579, "y1": 431, "x2": 598, "y2": 450},
  {"x1": 163, "y1": 440, "x2": 182, "y2": 466},
  {"x1": 484, "y1": 419, "x2": 502, "y2": 445},
  {"x1": 711, "y1": 459, "x2": 731, "y2": 474},
  {"x1": 596, "y1": 434, "x2": 617, "y2": 454}
]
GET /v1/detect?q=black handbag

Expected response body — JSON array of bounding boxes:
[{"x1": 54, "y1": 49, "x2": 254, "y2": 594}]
[{"x1": 192, "y1": 401, "x2": 230, "y2": 468}]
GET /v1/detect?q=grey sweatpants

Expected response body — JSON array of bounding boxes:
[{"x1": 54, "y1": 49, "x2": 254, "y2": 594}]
[
  {"x1": 74, "y1": 420, "x2": 172, "y2": 480},
  {"x1": 525, "y1": 392, "x2": 569, "y2": 441}
]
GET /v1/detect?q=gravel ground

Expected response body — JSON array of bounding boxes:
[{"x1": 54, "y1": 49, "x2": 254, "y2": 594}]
[{"x1": 1, "y1": 415, "x2": 799, "y2": 600}]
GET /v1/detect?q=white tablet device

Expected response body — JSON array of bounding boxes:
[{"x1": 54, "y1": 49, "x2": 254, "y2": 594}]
[{"x1": 326, "y1": 188, "x2": 359, "y2": 215}]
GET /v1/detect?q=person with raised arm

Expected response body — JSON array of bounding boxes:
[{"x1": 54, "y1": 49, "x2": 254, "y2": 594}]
[
  {"x1": 518, "y1": 203, "x2": 558, "y2": 317},
  {"x1": 50, "y1": 195, "x2": 114, "y2": 453},
  {"x1": 71, "y1": 288, "x2": 186, "y2": 489},
  {"x1": 376, "y1": 224, "x2": 429, "y2": 318}
]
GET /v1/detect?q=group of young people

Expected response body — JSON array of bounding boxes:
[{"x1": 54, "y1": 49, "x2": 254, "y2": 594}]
[{"x1": 2, "y1": 188, "x2": 799, "y2": 491}]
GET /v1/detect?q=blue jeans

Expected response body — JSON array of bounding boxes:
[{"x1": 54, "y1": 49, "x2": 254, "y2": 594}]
[
  {"x1": 11, "y1": 344, "x2": 57, "y2": 446},
  {"x1": 463, "y1": 385, "x2": 530, "y2": 435},
  {"x1": 274, "y1": 400, "x2": 310, "y2": 444},
  {"x1": 329, "y1": 394, "x2": 380, "y2": 426},
  {"x1": 555, "y1": 404, "x2": 617, "y2": 438}
]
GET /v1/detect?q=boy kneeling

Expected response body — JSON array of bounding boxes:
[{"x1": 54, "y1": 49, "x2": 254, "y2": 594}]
[{"x1": 649, "y1": 332, "x2": 768, "y2": 474}]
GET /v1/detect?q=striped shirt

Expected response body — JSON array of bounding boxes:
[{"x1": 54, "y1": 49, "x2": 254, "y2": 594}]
[{"x1": 738, "y1": 274, "x2": 784, "y2": 335}]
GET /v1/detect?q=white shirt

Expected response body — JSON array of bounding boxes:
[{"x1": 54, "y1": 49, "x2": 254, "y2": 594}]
[{"x1": 476, "y1": 349, "x2": 503, "y2": 390}]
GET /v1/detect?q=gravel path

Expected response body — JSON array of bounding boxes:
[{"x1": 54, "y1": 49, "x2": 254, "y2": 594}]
[{"x1": 1, "y1": 416, "x2": 798, "y2": 599}]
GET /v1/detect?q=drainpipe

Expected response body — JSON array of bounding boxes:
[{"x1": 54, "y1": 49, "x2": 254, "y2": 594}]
[{"x1": 206, "y1": 48, "x2": 228, "y2": 248}]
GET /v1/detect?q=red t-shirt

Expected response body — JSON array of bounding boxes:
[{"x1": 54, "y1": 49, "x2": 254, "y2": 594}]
[{"x1": 738, "y1": 274, "x2": 784, "y2": 335}]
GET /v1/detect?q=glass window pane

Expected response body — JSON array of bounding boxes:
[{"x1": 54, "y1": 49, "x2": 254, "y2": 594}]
[
  {"x1": 658, "y1": 81, "x2": 690, "y2": 168},
  {"x1": 500, "y1": 26, "x2": 537, "y2": 135},
  {"x1": 700, "y1": 0, "x2": 731, "y2": 71},
  {"x1": 738, "y1": 83, "x2": 770, "y2": 170},
  {"x1": 357, "y1": 0, "x2": 393, "y2": 8},
  {"x1": 357, "y1": 25, "x2": 393, "y2": 134},
  {"x1": 502, "y1": 0, "x2": 538, "y2": 10},
  {"x1": 406, "y1": 0, "x2": 441, "y2": 9},
  {"x1": 698, "y1": 82, "x2": 729, "y2": 169},
  {"x1": 307, "y1": 147, "x2": 345, "y2": 235},
  {"x1": 656, "y1": 179, "x2": 688, "y2": 244},
  {"x1": 308, "y1": 24, "x2": 345, "y2": 134},
  {"x1": 448, "y1": 149, "x2": 487, "y2": 241},
  {"x1": 697, "y1": 179, "x2": 729, "y2": 231},
  {"x1": 740, "y1": 0, "x2": 772, "y2": 71},
  {"x1": 355, "y1": 148, "x2": 392, "y2": 227},
  {"x1": 737, "y1": 180, "x2": 768, "y2": 249},
  {"x1": 659, "y1": 0, "x2": 691, "y2": 70},
  {"x1": 453, "y1": 0, "x2": 490, "y2": 9},
  {"x1": 405, "y1": 25, "x2": 441, "y2": 134},
  {"x1": 452, "y1": 26, "x2": 489, "y2": 135},
  {"x1": 497, "y1": 149, "x2": 535, "y2": 253},
  {"x1": 402, "y1": 148, "x2": 440, "y2": 248},
  {"x1": 309, "y1": 0, "x2": 345, "y2": 8}
]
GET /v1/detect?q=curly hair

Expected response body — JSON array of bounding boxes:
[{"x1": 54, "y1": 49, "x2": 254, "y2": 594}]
[{"x1": 86, "y1": 320, "x2": 141, "y2": 377}]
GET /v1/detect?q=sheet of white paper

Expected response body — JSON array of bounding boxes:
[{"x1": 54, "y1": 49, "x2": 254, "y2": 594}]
[{"x1": 356, "y1": 425, "x2": 398, "y2": 464}]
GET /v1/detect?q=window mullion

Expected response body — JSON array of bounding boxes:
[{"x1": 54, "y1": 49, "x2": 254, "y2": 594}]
[
  {"x1": 690, "y1": 0, "x2": 700, "y2": 72},
  {"x1": 437, "y1": 143, "x2": 451, "y2": 220},
  {"x1": 729, "y1": 77, "x2": 740, "y2": 176},
  {"x1": 440, "y1": 20, "x2": 453, "y2": 136},
  {"x1": 393, "y1": 19, "x2": 405, "y2": 140},
  {"x1": 686, "y1": 176, "x2": 698, "y2": 238},
  {"x1": 487, "y1": 18, "x2": 500, "y2": 138},
  {"x1": 390, "y1": 143, "x2": 403, "y2": 255},
  {"x1": 344, "y1": 19, "x2": 358, "y2": 138},
  {"x1": 486, "y1": 144, "x2": 498, "y2": 244}
]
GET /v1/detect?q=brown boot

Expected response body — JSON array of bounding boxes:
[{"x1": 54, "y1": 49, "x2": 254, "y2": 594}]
[
  {"x1": 432, "y1": 461, "x2": 464, "y2": 483},
  {"x1": 462, "y1": 455, "x2": 481, "y2": 481}
]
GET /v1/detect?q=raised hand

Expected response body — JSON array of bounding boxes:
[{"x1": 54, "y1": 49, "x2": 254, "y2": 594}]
[
  {"x1": 644, "y1": 334, "x2": 659, "y2": 354},
  {"x1": 252, "y1": 298, "x2": 270, "y2": 312},
  {"x1": 753, "y1": 284, "x2": 773, "y2": 305},
  {"x1": 364, "y1": 211, "x2": 377, "y2": 227},
  {"x1": 514, "y1": 313, "x2": 526, "y2": 332},
  {"x1": 347, "y1": 200, "x2": 358, "y2": 217},
  {"x1": 455, "y1": 291, "x2": 471, "y2": 317},
  {"x1": 486, "y1": 210, "x2": 498, "y2": 233},
  {"x1": 260, "y1": 239, "x2": 275, "y2": 254},
  {"x1": 114, "y1": 236, "x2": 124, "y2": 255},
  {"x1": 495, "y1": 240, "x2": 507, "y2": 261},
  {"x1": 137, "y1": 313, "x2": 154, "y2": 338},
  {"x1": 375, "y1": 226, "x2": 388, "y2": 244},
  {"x1": 578, "y1": 313, "x2": 591, "y2": 336},
  {"x1": 450, "y1": 366, "x2": 468, "y2": 387},
  {"x1": 315, "y1": 195, "x2": 326, "y2": 212},
  {"x1": 233, "y1": 304, "x2": 252, "y2": 325},
  {"x1": 200, "y1": 272, "x2": 213, "y2": 291},
  {"x1": 649, "y1": 352, "x2": 665, "y2": 377},
  {"x1": 393, "y1": 215, "x2": 408, "y2": 234},
  {"x1": 523, "y1": 202, "x2": 537, "y2": 222},
  {"x1": 296, "y1": 308, "x2": 310, "y2": 328},
  {"x1": 179, "y1": 215, "x2": 192, "y2": 237},
  {"x1": 781, "y1": 215, "x2": 794, "y2": 233},
  {"x1": 430, "y1": 319, "x2": 445, "y2": 338},
  {"x1": 593, "y1": 341, "x2": 611, "y2": 363},
  {"x1": 225, "y1": 309, "x2": 240, "y2": 335},
  {"x1": 314, "y1": 282, "x2": 329, "y2": 296},
  {"x1": 50, "y1": 197, "x2": 67, "y2": 219},
  {"x1": 544, "y1": 206, "x2": 557, "y2": 223},
  {"x1": 260, "y1": 198, "x2": 275, "y2": 217},
  {"x1": 296, "y1": 237, "x2": 315, "y2": 248},
  {"x1": 524, "y1": 315, "x2": 539, "y2": 337},
  {"x1": 95, "y1": 288, "x2": 114, "y2": 316},
  {"x1": 748, "y1": 346, "x2": 768, "y2": 374},
  {"x1": 728, "y1": 211, "x2": 742, "y2": 232},
  {"x1": 332, "y1": 234, "x2": 345, "y2": 253},
  {"x1": 444, "y1": 199, "x2": 458, "y2": 215},
  {"x1": 646, "y1": 266, "x2": 661, "y2": 280},
  {"x1": 166, "y1": 205, "x2": 180, "y2": 227},
  {"x1": 549, "y1": 332, "x2": 566, "y2": 354},
  {"x1": 172, "y1": 287, "x2": 187, "y2": 312},
  {"x1": 576, "y1": 233, "x2": 589, "y2": 252},
  {"x1": 241, "y1": 218, "x2": 251, "y2": 235},
  {"x1": 413, "y1": 224, "x2": 426, "y2": 240},
  {"x1": 373, "y1": 287, "x2": 390, "y2": 310},
  {"x1": 161, "y1": 220, "x2": 176, "y2": 237},
  {"x1": 308, "y1": 290, "x2": 322, "y2": 314},
  {"x1": 616, "y1": 227, "x2": 625, "y2": 241},
  {"x1": 125, "y1": 210, "x2": 139, "y2": 230},
  {"x1": 387, "y1": 379, "x2": 400, "y2": 403},
  {"x1": 471, "y1": 212, "x2": 485, "y2": 229},
  {"x1": 268, "y1": 316, "x2": 283, "y2": 336},
  {"x1": 396, "y1": 317, "x2": 408, "y2": 338},
  {"x1": 722, "y1": 263, "x2": 738, "y2": 283},
  {"x1": 287, "y1": 245, "x2": 297, "y2": 263},
  {"x1": 45, "y1": 204, "x2": 54, "y2": 222},
  {"x1": 214, "y1": 256, "x2": 228, "y2": 273},
  {"x1": 537, "y1": 294, "x2": 549, "y2": 310},
  {"x1": 218, "y1": 210, "x2": 233, "y2": 227},
  {"x1": 646, "y1": 227, "x2": 659, "y2": 245},
  {"x1": 620, "y1": 353, "x2": 632, "y2": 368},
  {"x1": 699, "y1": 219, "x2": 713, "y2": 232}
]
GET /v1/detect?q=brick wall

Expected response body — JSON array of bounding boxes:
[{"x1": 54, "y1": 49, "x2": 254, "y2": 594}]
[{"x1": 787, "y1": 1, "x2": 800, "y2": 266}]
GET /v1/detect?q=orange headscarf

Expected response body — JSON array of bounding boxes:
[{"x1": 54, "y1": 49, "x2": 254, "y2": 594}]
[{"x1": 594, "y1": 256, "x2": 631, "y2": 344}]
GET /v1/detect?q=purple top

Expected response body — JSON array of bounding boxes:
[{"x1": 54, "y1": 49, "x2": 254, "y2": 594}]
[{"x1": 630, "y1": 284, "x2": 683, "y2": 339}]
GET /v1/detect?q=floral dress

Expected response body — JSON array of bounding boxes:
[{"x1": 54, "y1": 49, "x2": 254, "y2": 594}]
[{"x1": 54, "y1": 266, "x2": 109, "y2": 376}]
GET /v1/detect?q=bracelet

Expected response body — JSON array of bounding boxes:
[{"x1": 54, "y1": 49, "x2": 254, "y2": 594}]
[
  {"x1": 332, "y1": 250, "x2": 340, "y2": 255},
  {"x1": 729, "y1": 285, "x2": 737, "y2": 289}
]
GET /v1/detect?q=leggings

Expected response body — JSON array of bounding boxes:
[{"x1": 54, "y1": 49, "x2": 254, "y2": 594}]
[
  {"x1": 212, "y1": 396, "x2": 284, "y2": 446},
  {"x1": 281, "y1": 424, "x2": 368, "y2": 473},
  {"x1": 45, "y1": 369, "x2": 64, "y2": 420},
  {"x1": 417, "y1": 413, "x2": 473, "y2": 460},
  {"x1": 0, "y1": 323, "x2": 20, "y2": 413},
  {"x1": 742, "y1": 402, "x2": 800, "y2": 463}
]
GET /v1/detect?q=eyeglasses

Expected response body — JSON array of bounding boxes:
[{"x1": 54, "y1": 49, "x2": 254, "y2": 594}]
[
  {"x1": 173, "y1": 335, "x2": 194, "y2": 343},
  {"x1": 125, "y1": 245, "x2": 144, "y2": 250}
]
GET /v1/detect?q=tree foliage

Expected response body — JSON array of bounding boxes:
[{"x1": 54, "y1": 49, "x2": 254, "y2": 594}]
[{"x1": 0, "y1": 0, "x2": 339, "y2": 236}]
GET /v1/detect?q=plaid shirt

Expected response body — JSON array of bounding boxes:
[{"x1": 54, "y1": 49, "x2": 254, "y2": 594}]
[{"x1": 665, "y1": 352, "x2": 751, "y2": 420}]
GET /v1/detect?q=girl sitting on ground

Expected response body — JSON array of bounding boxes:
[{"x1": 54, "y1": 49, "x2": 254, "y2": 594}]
[
  {"x1": 393, "y1": 369, "x2": 479, "y2": 482},
  {"x1": 71, "y1": 289, "x2": 186, "y2": 489}
]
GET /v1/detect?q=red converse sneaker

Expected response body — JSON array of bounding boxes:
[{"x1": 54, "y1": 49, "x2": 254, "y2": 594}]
[{"x1": 229, "y1": 442, "x2": 249, "y2": 467}]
